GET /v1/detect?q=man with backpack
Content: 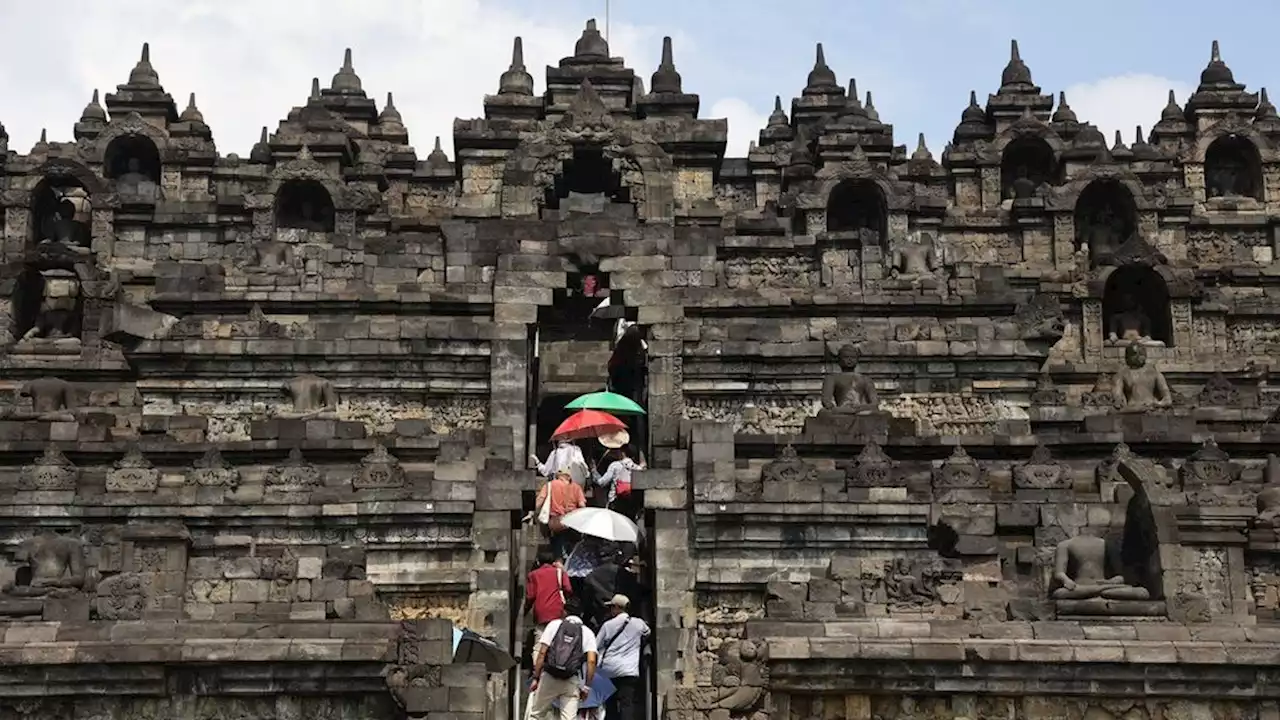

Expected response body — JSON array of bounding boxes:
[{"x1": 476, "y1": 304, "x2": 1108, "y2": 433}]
[{"x1": 528, "y1": 598, "x2": 598, "y2": 720}]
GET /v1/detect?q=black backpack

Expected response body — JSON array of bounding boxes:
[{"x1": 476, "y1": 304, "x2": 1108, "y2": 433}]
[{"x1": 544, "y1": 620, "x2": 586, "y2": 679}]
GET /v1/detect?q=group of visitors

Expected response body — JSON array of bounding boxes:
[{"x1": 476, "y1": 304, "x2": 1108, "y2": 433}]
[
  {"x1": 522, "y1": 428, "x2": 650, "y2": 720},
  {"x1": 524, "y1": 546, "x2": 650, "y2": 720},
  {"x1": 531, "y1": 437, "x2": 645, "y2": 560}
]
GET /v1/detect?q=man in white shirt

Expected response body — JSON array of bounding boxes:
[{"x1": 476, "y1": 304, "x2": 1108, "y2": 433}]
[
  {"x1": 596, "y1": 594, "x2": 650, "y2": 720},
  {"x1": 528, "y1": 599, "x2": 598, "y2": 720}
]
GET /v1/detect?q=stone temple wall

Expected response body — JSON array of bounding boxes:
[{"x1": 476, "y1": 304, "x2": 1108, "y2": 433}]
[{"x1": 4, "y1": 19, "x2": 1280, "y2": 720}]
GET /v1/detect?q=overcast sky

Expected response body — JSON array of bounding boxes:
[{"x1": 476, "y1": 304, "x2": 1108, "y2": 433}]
[{"x1": 0, "y1": 1, "x2": 1270, "y2": 160}]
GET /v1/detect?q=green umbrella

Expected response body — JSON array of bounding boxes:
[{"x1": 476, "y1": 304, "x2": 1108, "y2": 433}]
[{"x1": 564, "y1": 391, "x2": 646, "y2": 415}]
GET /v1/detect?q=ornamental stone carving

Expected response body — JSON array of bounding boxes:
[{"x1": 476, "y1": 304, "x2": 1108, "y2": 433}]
[
  {"x1": 19, "y1": 446, "x2": 78, "y2": 491},
  {"x1": 106, "y1": 446, "x2": 160, "y2": 493}
]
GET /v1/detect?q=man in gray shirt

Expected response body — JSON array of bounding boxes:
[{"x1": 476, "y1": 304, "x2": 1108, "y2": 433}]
[{"x1": 596, "y1": 594, "x2": 650, "y2": 720}]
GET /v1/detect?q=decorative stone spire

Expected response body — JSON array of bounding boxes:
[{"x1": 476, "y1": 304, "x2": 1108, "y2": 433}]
[
  {"x1": 80, "y1": 89, "x2": 107, "y2": 123},
  {"x1": 1161, "y1": 89, "x2": 1183, "y2": 121},
  {"x1": 33, "y1": 128, "x2": 48, "y2": 152},
  {"x1": 651, "y1": 36, "x2": 682, "y2": 94},
  {"x1": 841, "y1": 79, "x2": 865, "y2": 117},
  {"x1": 961, "y1": 90, "x2": 984, "y2": 123},
  {"x1": 378, "y1": 92, "x2": 405, "y2": 130},
  {"x1": 911, "y1": 133, "x2": 933, "y2": 162},
  {"x1": 1131, "y1": 125, "x2": 1159, "y2": 160},
  {"x1": 999, "y1": 39, "x2": 1034, "y2": 93},
  {"x1": 179, "y1": 92, "x2": 204, "y2": 123},
  {"x1": 127, "y1": 43, "x2": 161, "y2": 87},
  {"x1": 805, "y1": 43, "x2": 838, "y2": 90},
  {"x1": 1051, "y1": 91, "x2": 1077, "y2": 123},
  {"x1": 1110, "y1": 130, "x2": 1131, "y2": 157},
  {"x1": 1259, "y1": 88, "x2": 1279, "y2": 119},
  {"x1": 1199, "y1": 40, "x2": 1235, "y2": 87},
  {"x1": 865, "y1": 92, "x2": 881, "y2": 122},
  {"x1": 426, "y1": 136, "x2": 449, "y2": 169},
  {"x1": 498, "y1": 37, "x2": 535, "y2": 96},
  {"x1": 250, "y1": 127, "x2": 272, "y2": 164},
  {"x1": 767, "y1": 96, "x2": 788, "y2": 127},
  {"x1": 574, "y1": 19, "x2": 610, "y2": 60},
  {"x1": 330, "y1": 48, "x2": 363, "y2": 93}
]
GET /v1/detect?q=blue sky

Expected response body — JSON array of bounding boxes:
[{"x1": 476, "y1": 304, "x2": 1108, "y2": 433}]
[{"x1": 0, "y1": 0, "x2": 1271, "y2": 158}]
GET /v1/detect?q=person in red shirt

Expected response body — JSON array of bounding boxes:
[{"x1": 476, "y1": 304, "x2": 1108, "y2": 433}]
[{"x1": 524, "y1": 546, "x2": 573, "y2": 642}]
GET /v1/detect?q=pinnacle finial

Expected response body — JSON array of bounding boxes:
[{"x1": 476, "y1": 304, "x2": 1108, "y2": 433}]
[
  {"x1": 1058, "y1": 91, "x2": 1067, "y2": 104},
  {"x1": 1114, "y1": 130, "x2": 1123, "y2": 145},
  {"x1": 187, "y1": 92, "x2": 197, "y2": 109},
  {"x1": 180, "y1": 92, "x2": 204, "y2": 123},
  {"x1": 128, "y1": 41, "x2": 160, "y2": 87},
  {"x1": 331, "y1": 48, "x2": 363, "y2": 93},
  {"x1": 865, "y1": 91, "x2": 874, "y2": 108},
  {"x1": 386, "y1": 92, "x2": 395, "y2": 108},
  {"x1": 260, "y1": 127, "x2": 268, "y2": 143},
  {"x1": 1135, "y1": 125, "x2": 1144, "y2": 143},
  {"x1": 574, "y1": 18, "x2": 610, "y2": 59},
  {"x1": 1211, "y1": 39, "x2": 1221, "y2": 63},
  {"x1": 805, "y1": 42, "x2": 838, "y2": 90},
  {"x1": 427, "y1": 135, "x2": 449, "y2": 168},
  {"x1": 651, "y1": 36, "x2": 682, "y2": 93},
  {"x1": 80, "y1": 88, "x2": 107, "y2": 123},
  {"x1": 774, "y1": 96, "x2": 783, "y2": 112},
  {"x1": 512, "y1": 36, "x2": 525, "y2": 69},
  {"x1": 141, "y1": 43, "x2": 150, "y2": 62},
  {"x1": 1264, "y1": 88, "x2": 1271, "y2": 104},
  {"x1": 378, "y1": 92, "x2": 404, "y2": 129},
  {"x1": 310, "y1": 78, "x2": 321, "y2": 100},
  {"x1": 498, "y1": 36, "x2": 535, "y2": 95},
  {"x1": 1010, "y1": 39, "x2": 1020, "y2": 62},
  {"x1": 969, "y1": 90, "x2": 979, "y2": 106},
  {"x1": 39, "y1": 128, "x2": 47, "y2": 143},
  {"x1": 912, "y1": 133, "x2": 933, "y2": 162},
  {"x1": 848, "y1": 78, "x2": 858, "y2": 99},
  {"x1": 1168, "y1": 89, "x2": 1176, "y2": 103}
]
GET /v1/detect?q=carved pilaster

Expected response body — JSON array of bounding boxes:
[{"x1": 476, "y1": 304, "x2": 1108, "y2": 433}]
[
  {"x1": 980, "y1": 166, "x2": 1001, "y2": 210},
  {"x1": 1171, "y1": 299, "x2": 1193, "y2": 352},
  {"x1": 1052, "y1": 212, "x2": 1075, "y2": 269},
  {"x1": 1082, "y1": 298, "x2": 1104, "y2": 361},
  {"x1": 90, "y1": 208, "x2": 114, "y2": 260}
]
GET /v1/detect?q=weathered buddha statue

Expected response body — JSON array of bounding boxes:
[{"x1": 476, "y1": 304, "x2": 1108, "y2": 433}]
[
  {"x1": 1010, "y1": 165, "x2": 1038, "y2": 200},
  {"x1": 1207, "y1": 157, "x2": 1244, "y2": 199},
  {"x1": 1107, "y1": 292, "x2": 1163, "y2": 347},
  {"x1": 17, "y1": 377, "x2": 76, "y2": 421},
  {"x1": 283, "y1": 374, "x2": 337, "y2": 418},
  {"x1": 1049, "y1": 532, "x2": 1150, "y2": 601},
  {"x1": 890, "y1": 233, "x2": 937, "y2": 279},
  {"x1": 819, "y1": 344, "x2": 879, "y2": 416},
  {"x1": 1112, "y1": 344, "x2": 1173, "y2": 411},
  {"x1": 5, "y1": 530, "x2": 86, "y2": 597},
  {"x1": 115, "y1": 157, "x2": 158, "y2": 200},
  {"x1": 20, "y1": 269, "x2": 82, "y2": 343},
  {"x1": 39, "y1": 200, "x2": 91, "y2": 254}
]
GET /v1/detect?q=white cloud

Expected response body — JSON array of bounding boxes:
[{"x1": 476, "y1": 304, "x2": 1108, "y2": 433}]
[
  {"x1": 708, "y1": 98, "x2": 768, "y2": 156},
  {"x1": 0, "y1": 0, "x2": 734, "y2": 157},
  {"x1": 1063, "y1": 74, "x2": 1195, "y2": 145}
]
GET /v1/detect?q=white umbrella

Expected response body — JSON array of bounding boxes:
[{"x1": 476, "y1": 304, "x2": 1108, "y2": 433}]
[{"x1": 560, "y1": 507, "x2": 640, "y2": 544}]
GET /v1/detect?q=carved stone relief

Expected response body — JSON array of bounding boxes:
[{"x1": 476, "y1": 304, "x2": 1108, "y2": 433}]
[
  {"x1": 106, "y1": 447, "x2": 160, "y2": 493},
  {"x1": 264, "y1": 448, "x2": 321, "y2": 491},
  {"x1": 19, "y1": 446, "x2": 78, "y2": 491},
  {"x1": 354, "y1": 443, "x2": 406, "y2": 489}
]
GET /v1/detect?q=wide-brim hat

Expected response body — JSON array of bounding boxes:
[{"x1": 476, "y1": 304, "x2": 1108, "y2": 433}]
[{"x1": 599, "y1": 429, "x2": 630, "y2": 449}]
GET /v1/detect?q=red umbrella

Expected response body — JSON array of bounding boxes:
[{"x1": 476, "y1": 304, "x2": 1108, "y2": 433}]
[{"x1": 552, "y1": 410, "x2": 627, "y2": 441}]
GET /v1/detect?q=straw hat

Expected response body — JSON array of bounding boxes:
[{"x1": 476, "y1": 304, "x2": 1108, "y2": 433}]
[{"x1": 599, "y1": 429, "x2": 630, "y2": 449}]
